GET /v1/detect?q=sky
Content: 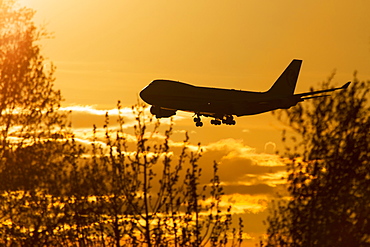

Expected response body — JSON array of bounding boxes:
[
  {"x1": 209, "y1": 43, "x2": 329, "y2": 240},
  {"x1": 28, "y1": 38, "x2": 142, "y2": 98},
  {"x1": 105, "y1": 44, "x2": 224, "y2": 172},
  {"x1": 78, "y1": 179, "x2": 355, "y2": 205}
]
[{"x1": 17, "y1": 0, "x2": 370, "y2": 245}]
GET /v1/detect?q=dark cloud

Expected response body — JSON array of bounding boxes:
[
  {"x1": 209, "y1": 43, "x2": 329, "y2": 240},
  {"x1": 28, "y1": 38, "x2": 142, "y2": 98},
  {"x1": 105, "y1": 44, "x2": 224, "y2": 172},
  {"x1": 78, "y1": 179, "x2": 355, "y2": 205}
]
[
  {"x1": 198, "y1": 146, "x2": 286, "y2": 186},
  {"x1": 220, "y1": 157, "x2": 285, "y2": 177},
  {"x1": 224, "y1": 183, "x2": 275, "y2": 195}
]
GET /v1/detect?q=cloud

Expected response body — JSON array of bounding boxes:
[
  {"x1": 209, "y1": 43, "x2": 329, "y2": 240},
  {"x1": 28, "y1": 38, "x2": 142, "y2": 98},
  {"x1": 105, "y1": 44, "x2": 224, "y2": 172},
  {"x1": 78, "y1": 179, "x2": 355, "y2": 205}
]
[
  {"x1": 223, "y1": 193, "x2": 270, "y2": 214},
  {"x1": 223, "y1": 184, "x2": 274, "y2": 196},
  {"x1": 197, "y1": 139, "x2": 286, "y2": 191},
  {"x1": 60, "y1": 105, "x2": 184, "y2": 130},
  {"x1": 64, "y1": 106, "x2": 287, "y2": 200},
  {"x1": 60, "y1": 105, "x2": 132, "y2": 116}
]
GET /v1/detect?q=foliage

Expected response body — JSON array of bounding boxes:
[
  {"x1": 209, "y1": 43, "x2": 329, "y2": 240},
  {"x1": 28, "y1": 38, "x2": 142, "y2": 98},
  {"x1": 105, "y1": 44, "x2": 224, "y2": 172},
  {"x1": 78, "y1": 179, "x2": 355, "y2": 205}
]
[
  {"x1": 0, "y1": 103, "x2": 244, "y2": 246},
  {"x1": 0, "y1": 0, "x2": 69, "y2": 192},
  {"x1": 0, "y1": 1, "x2": 79, "y2": 245},
  {"x1": 74, "y1": 102, "x2": 243, "y2": 247},
  {"x1": 264, "y1": 75, "x2": 370, "y2": 246},
  {"x1": 0, "y1": 0, "x2": 64, "y2": 147}
]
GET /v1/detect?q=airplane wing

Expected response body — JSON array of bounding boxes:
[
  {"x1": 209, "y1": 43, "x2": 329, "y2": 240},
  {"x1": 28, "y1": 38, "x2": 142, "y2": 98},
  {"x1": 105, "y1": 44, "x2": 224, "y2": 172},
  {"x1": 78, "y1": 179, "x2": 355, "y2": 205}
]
[{"x1": 295, "y1": 81, "x2": 351, "y2": 99}]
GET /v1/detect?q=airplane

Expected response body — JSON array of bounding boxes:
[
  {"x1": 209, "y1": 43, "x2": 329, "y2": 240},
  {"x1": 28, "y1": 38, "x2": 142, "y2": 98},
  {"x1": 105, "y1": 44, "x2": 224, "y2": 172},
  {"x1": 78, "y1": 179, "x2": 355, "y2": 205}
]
[{"x1": 140, "y1": 59, "x2": 351, "y2": 127}]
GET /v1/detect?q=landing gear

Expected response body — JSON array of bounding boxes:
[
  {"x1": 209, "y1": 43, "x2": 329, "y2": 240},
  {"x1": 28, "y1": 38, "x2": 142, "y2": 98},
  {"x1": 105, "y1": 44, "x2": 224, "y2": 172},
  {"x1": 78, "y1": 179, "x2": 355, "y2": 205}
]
[
  {"x1": 195, "y1": 121, "x2": 203, "y2": 127},
  {"x1": 223, "y1": 115, "x2": 236, "y2": 125},
  {"x1": 193, "y1": 115, "x2": 203, "y2": 127},
  {"x1": 210, "y1": 115, "x2": 236, "y2": 126},
  {"x1": 210, "y1": 119, "x2": 222, "y2": 125},
  {"x1": 193, "y1": 114, "x2": 236, "y2": 126}
]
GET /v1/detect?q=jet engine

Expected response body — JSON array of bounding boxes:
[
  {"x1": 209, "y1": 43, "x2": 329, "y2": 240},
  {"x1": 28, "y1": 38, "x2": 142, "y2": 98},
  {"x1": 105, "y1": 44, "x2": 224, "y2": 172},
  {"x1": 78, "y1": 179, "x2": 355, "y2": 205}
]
[{"x1": 150, "y1": 106, "x2": 176, "y2": 118}]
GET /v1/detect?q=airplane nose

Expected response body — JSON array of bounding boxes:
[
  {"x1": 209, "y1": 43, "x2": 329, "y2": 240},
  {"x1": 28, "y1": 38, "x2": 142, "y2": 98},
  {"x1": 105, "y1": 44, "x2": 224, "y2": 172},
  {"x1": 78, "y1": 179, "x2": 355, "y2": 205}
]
[{"x1": 139, "y1": 87, "x2": 150, "y2": 103}]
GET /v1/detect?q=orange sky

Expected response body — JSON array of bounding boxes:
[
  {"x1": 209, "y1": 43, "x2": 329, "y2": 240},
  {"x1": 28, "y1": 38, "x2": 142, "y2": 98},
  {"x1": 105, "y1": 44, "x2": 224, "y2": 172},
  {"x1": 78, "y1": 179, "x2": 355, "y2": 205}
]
[
  {"x1": 21, "y1": 0, "x2": 370, "y2": 145},
  {"x1": 18, "y1": 0, "x2": 370, "y2": 245},
  {"x1": 22, "y1": 0, "x2": 370, "y2": 107}
]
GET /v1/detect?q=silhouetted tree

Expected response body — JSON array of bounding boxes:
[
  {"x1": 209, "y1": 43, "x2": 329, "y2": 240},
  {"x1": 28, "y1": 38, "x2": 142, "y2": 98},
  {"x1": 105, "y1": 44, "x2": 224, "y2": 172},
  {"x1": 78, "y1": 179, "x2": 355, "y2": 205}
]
[
  {"x1": 0, "y1": 0, "x2": 68, "y2": 190},
  {"x1": 265, "y1": 75, "x2": 370, "y2": 246},
  {"x1": 0, "y1": 1, "x2": 83, "y2": 245}
]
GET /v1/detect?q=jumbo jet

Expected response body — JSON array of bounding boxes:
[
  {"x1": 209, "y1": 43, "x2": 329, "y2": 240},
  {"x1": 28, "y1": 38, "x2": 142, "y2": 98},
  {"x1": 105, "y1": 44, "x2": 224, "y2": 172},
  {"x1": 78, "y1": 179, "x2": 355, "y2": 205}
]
[{"x1": 140, "y1": 59, "x2": 350, "y2": 127}]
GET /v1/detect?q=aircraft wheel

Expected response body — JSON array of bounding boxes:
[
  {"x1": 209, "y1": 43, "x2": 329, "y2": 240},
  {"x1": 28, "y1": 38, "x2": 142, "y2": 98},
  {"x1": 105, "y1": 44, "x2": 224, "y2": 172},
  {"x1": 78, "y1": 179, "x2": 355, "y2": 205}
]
[
  {"x1": 225, "y1": 120, "x2": 236, "y2": 125},
  {"x1": 195, "y1": 121, "x2": 203, "y2": 127},
  {"x1": 211, "y1": 119, "x2": 221, "y2": 125},
  {"x1": 224, "y1": 118, "x2": 236, "y2": 125}
]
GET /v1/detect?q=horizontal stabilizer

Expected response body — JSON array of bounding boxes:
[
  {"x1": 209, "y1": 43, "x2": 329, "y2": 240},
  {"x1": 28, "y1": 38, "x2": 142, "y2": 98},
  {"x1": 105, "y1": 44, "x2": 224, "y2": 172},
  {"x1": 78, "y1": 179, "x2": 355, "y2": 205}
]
[
  {"x1": 341, "y1": 81, "x2": 351, "y2": 89},
  {"x1": 295, "y1": 81, "x2": 351, "y2": 98}
]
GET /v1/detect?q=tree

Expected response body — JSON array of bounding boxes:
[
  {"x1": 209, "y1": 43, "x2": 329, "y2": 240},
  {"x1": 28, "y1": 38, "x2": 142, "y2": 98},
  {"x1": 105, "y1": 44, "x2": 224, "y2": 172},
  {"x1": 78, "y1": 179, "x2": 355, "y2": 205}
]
[
  {"x1": 0, "y1": 0, "x2": 65, "y2": 141},
  {"x1": 0, "y1": 0, "x2": 68, "y2": 190},
  {"x1": 264, "y1": 75, "x2": 370, "y2": 246},
  {"x1": 0, "y1": 1, "x2": 81, "y2": 245}
]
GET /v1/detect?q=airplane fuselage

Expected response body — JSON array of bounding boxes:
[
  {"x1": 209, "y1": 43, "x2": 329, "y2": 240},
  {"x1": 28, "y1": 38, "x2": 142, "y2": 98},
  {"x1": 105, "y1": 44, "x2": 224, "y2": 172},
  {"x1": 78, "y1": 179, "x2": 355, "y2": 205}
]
[{"x1": 140, "y1": 79, "x2": 301, "y2": 117}]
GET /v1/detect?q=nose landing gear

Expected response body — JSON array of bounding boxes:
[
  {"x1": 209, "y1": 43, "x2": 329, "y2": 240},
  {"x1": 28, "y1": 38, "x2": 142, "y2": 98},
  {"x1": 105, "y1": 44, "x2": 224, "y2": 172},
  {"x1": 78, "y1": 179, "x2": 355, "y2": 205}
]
[{"x1": 193, "y1": 116, "x2": 203, "y2": 127}]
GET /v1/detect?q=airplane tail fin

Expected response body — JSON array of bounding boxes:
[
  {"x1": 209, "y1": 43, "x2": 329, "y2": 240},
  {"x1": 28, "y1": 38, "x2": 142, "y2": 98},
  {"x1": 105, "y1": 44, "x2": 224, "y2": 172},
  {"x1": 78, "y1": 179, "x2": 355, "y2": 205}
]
[{"x1": 267, "y1": 59, "x2": 302, "y2": 96}]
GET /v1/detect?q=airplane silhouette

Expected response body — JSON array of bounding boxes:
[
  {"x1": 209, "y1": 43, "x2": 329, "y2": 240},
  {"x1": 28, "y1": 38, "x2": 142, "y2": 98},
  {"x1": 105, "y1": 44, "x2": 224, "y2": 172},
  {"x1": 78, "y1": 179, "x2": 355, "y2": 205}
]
[{"x1": 140, "y1": 59, "x2": 350, "y2": 127}]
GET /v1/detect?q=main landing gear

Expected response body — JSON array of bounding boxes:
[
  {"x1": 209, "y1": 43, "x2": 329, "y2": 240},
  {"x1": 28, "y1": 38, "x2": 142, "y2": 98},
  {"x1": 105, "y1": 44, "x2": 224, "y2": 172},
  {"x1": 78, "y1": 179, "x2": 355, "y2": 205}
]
[
  {"x1": 221, "y1": 115, "x2": 236, "y2": 125},
  {"x1": 193, "y1": 115, "x2": 236, "y2": 127},
  {"x1": 210, "y1": 115, "x2": 236, "y2": 126},
  {"x1": 210, "y1": 119, "x2": 222, "y2": 125}
]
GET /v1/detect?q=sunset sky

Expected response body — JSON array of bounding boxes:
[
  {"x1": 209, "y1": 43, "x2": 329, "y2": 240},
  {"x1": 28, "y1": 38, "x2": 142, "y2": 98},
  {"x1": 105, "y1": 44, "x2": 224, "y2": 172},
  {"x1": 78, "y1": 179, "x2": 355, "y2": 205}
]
[{"x1": 19, "y1": 0, "x2": 370, "y2": 245}]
